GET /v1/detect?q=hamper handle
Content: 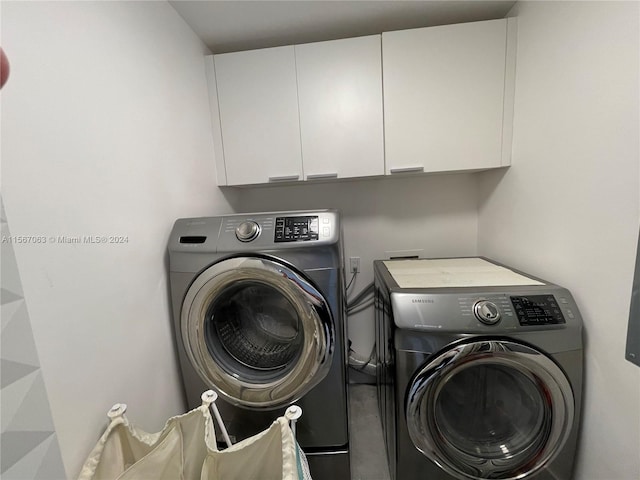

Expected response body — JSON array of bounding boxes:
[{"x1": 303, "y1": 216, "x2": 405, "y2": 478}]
[
  {"x1": 285, "y1": 405, "x2": 302, "y2": 438},
  {"x1": 201, "y1": 390, "x2": 233, "y2": 448}
]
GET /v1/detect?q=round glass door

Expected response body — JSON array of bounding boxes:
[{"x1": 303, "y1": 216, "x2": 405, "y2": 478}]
[
  {"x1": 406, "y1": 339, "x2": 574, "y2": 480},
  {"x1": 181, "y1": 255, "x2": 334, "y2": 409}
]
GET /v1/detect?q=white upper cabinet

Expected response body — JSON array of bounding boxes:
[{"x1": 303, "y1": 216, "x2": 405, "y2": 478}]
[
  {"x1": 383, "y1": 18, "x2": 516, "y2": 175},
  {"x1": 213, "y1": 46, "x2": 302, "y2": 186},
  {"x1": 295, "y1": 35, "x2": 384, "y2": 180},
  {"x1": 208, "y1": 18, "x2": 516, "y2": 186}
]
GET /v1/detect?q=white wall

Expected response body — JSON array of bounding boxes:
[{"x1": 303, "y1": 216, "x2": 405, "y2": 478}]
[
  {"x1": 479, "y1": 2, "x2": 640, "y2": 479},
  {"x1": 233, "y1": 173, "x2": 480, "y2": 357},
  {"x1": 1, "y1": 1, "x2": 235, "y2": 476},
  {"x1": 5, "y1": 1, "x2": 636, "y2": 477}
]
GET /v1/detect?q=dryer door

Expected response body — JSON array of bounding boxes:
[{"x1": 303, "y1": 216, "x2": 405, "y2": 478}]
[
  {"x1": 181, "y1": 255, "x2": 334, "y2": 410},
  {"x1": 405, "y1": 339, "x2": 574, "y2": 480}
]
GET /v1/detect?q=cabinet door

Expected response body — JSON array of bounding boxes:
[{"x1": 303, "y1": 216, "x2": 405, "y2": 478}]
[
  {"x1": 214, "y1": 46, "x2": 302, "y2": 185},
  {"x1": 383, "y1": 19, "x2": 510, "y2": 175},
  {"x1": 295, "y1": 36, "x2": 384, "y2": 180}
]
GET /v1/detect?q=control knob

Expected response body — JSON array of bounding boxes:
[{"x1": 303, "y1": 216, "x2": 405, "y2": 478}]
[
  {"x1": 235, "y1": 221, "x2": 260, "y2": 242},
  {"x1": 473, "y1": 300, "x2": 501, "y2": 325}
]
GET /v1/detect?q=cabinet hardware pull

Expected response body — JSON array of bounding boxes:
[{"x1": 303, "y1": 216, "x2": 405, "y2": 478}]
[
  {"x1": 389, "y1": 166, "x2": 424, "y2": 174},
  {"x1": 306, "y1": 173, "x2": 339, "y2": 180},
  {"x1": 268, "y1": 175, "x2": 300, "y2": 182}
]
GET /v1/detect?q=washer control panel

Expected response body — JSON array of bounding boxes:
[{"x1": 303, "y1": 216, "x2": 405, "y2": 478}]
[
  {"x1": 457, "y1": 295, "x2": 515, "y2": 324},
  {"x1": 391, "y1": 291, "x2": 576, "y2": 332},
  {"x1": 473, "y1": 300, "x2": 501, "y2": 325},
  {"x1": 510, "y1": 295, "x2": 566, "y2": 326}
]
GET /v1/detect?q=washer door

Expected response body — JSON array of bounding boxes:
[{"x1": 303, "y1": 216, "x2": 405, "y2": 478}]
[
  {"x1": 406, "y1": 339, "x2": 574, "y2": 480},
  {"x1": 181, "y1": 255, "x2": 334, "y2": 410}
]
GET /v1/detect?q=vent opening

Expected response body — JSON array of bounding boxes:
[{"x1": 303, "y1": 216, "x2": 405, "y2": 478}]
[{"x1": 180, "y1": 236, "x2": 206, "y2": 244}]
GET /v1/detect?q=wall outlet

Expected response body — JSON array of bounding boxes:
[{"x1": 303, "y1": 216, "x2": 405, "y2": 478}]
[{"x1": 349, "y1": 257, "x2": 361, "y2": 273}]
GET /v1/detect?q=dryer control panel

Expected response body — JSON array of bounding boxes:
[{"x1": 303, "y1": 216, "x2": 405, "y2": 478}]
[
  {"x1": 275, "y1": 216, "x2": 319, "y2": 242},
  {"x1": 168, "y1": 210, "x2": 341, "y2": 255},
  {"x1": 217, "y1": 210, "x2": 339, "y2": 251}
]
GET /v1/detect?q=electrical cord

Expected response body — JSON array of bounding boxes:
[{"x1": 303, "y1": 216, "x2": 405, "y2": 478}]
[
  {"x1": 345, "y1": 280, "x2": 377, "y2": 375},
  {"x1": 347, "y1": 298, "x2": 374, "y2": 315},
  {"x1": 349, "y1": 342, "x2": 377, "y2": 373},
  {"x1": 345, "y1": 271, "x2": 358, "y2": 293},
  {"x1": 346, "y1": 282, "x2": 374, "y2": 309},
  {"x1": 347, "y1": 293, "x2": 373, "y2": 313}
]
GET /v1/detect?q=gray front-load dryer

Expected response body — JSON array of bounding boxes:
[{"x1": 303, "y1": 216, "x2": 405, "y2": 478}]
[
  {"x1": 168, "y1": 210, "x2": 349, "y2": 480},
  {"x1": 374, "y1": 257, "x2": 583, "y2": 480}
]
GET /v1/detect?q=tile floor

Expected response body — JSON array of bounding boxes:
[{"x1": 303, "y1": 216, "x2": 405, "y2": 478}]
[{"x1": 348, "y1": 384, "x2": 391, "y2": 480}]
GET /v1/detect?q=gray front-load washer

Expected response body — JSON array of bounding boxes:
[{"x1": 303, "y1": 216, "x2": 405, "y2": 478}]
[
  {"x1": 375, "y1": 257, "x2": 583, "y2": 480},
  {"x1": 168, "y1": 210, "x2": 349, "y2": 480}
]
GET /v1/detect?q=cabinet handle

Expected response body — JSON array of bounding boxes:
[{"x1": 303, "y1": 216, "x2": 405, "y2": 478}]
[
  {"x1": 389, "y1": 166, "x2": 424, "y2": 174},
  {"x1": 268, "y1": 175, "x2": 300, "y2": 182},
  {"x1": 306, "y1": 172, "x2": 338, "y2": 180}
]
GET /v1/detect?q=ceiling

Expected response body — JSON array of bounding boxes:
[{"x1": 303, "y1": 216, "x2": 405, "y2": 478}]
[{"x1": 169, "y1": 1, "x2": 516, "y2": 54}]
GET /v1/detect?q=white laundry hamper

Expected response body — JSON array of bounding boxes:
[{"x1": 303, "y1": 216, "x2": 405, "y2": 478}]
[{"x1": 77, "y1": 391, "x2": 312, "y2": 480}]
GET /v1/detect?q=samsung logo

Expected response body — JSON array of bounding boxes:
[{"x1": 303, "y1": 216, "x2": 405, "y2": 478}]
[{"x1": 412, "y1": 298, "x2": 434, "y2": 304}]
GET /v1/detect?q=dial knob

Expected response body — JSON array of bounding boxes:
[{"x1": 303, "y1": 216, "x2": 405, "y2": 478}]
[
  {"x1": 473, "y1": 300, "x2": 501, "y2": 325},
  {"x1": 235, "y1": 221, "x2": 260, "y2": 242}
]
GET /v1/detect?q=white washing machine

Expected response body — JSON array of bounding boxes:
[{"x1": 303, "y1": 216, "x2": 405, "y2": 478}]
[
  {"x1": 374, "y1": 257, "x2": 583, "y2": 480},
  {"x1": 168, "y1": 210, "x2": 349, "y2": 479}
]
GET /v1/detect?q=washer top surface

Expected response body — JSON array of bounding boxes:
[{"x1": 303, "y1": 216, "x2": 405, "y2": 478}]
[{"x1": 383, "y1": 257, "x2": 544, "y2": 289}]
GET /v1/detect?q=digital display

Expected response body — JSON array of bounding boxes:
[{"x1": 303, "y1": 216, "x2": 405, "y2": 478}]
[
  {"x1": 510, "y1": 295, "x2": 566, "y2": 326},
  {"x1": 274, "y1": 216, "x2": 319, "y2": 243}
]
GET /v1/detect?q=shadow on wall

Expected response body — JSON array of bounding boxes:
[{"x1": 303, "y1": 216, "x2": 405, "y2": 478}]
[
  {"x1": 226, "y1": 172, "x2": 483, "y2": 265},
  {"x1": 477, "y1": 167, "x2": 509, "y2": 213},
  {"x1": 0, "y1": 46, "x2": 67, "y2": 480},
  {"x1": 226, "y1": 172, "x2": 479, "y2": 222},
  {"x1": 1, "y1": 196, "x2": 67, "y2": 479}
]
